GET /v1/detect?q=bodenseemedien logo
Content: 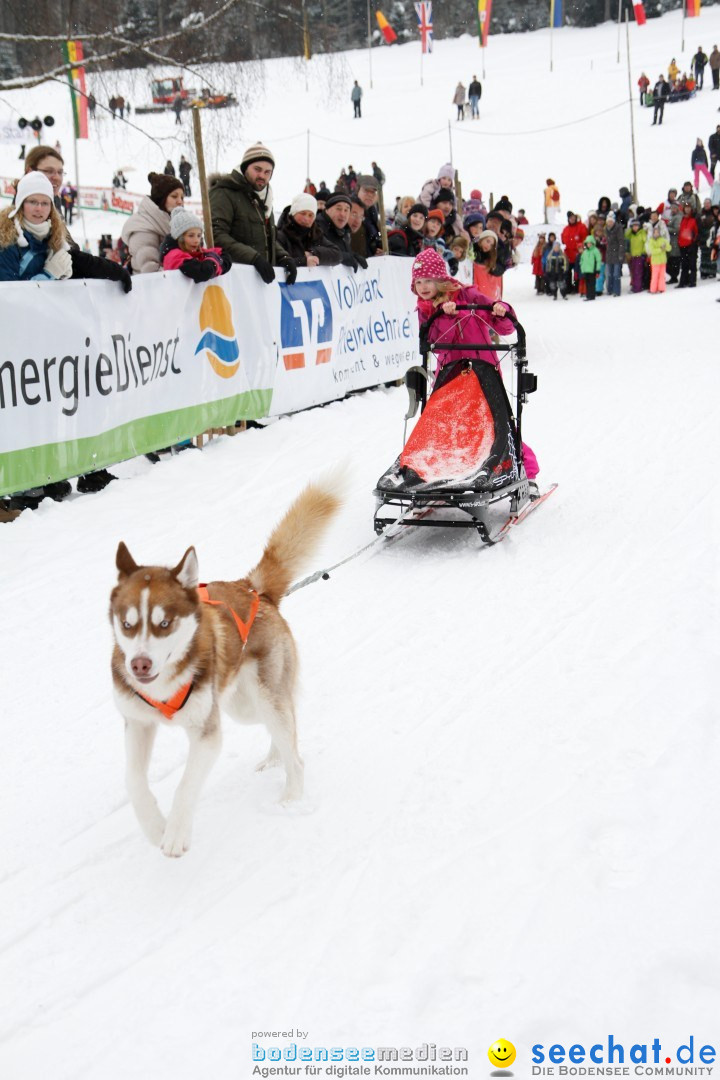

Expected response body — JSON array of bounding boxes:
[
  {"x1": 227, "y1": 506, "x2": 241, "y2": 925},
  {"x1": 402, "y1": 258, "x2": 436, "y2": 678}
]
[{"x1": 195, "y1": 284, "x2": 240, "y2": 378}]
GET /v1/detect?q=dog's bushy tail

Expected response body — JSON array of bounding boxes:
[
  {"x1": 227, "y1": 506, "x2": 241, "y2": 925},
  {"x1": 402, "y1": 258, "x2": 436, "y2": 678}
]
[{"x1": 248, "y1": 472, "x2": 344, "y2": 604}]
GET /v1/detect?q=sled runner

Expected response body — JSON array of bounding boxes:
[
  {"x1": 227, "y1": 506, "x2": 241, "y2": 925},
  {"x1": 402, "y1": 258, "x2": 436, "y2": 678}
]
[{"x1": 373, "y1": 304, "x2": 553, "y2": 544}]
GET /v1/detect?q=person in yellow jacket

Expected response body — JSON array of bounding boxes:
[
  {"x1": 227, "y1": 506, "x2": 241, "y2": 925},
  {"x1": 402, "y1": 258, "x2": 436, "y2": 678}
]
[
  {"x1": 646, "y1": 225, "x2": 671, "y2": 293},
  {"x1": 668, "y1": 57, "x2": 680, "y2": 83},
  {"x1": 544, "y1": 178, "x2": 560, "y2": 224}
]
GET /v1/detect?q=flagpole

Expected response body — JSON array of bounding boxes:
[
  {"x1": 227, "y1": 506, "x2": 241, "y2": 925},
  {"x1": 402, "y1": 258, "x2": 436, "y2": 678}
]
[
  {"x1": 617, "y1": 0, "x2": 622, "y2": 63},
  {"x1": 625, "y1": 9, "x2": 639, "y2": 202},
  {"x1": 420, "y1": 35, "x2": 424, "y2": 86},
  {"x1": 550, "y1": 0, "x2": 554, "y2": 73},
  {"x1": 681, "y1": 0, "x2": 685, "y2": 53},
  {"x1": 367, "y1": 0, "x2": 373, "y2": 89}
]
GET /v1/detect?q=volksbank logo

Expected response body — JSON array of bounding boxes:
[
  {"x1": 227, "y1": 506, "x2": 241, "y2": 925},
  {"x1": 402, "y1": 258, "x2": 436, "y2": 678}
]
[{"x1": 279, "y1": 281, "x2": 333, "y2": 371}]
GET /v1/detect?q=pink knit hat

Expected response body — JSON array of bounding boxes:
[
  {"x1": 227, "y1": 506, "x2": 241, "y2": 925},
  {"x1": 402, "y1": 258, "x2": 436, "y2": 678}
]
[{"x1": 410, "y1": 248, "x2": 455, "y2": 291}]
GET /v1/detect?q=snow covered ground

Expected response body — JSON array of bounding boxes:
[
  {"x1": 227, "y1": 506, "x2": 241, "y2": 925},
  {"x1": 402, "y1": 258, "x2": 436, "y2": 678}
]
[{"x1": 2, "y1": 10, "x2": 720, "y2": 1080}]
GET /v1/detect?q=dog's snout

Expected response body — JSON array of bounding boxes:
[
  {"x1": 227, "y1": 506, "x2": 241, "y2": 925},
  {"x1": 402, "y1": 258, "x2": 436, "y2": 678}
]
[{"x1": 131, "y1": 655, "x2": 153, "y2": 677}]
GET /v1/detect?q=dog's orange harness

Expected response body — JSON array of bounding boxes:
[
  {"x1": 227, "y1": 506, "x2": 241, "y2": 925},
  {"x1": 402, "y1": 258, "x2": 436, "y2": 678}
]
[{"x1": 135, "y1": 584, "x2": 260, "y2": 721}]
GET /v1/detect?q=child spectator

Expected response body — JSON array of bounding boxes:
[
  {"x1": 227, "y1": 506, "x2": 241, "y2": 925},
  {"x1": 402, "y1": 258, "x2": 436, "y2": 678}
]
[
  {"x1": 531, "y1": 233, "x2": 546, "y2": 293},
  {"x1": 604, "y1": 212, "x2": 624, "y2": 296},
  {"x1": 646, "y1": 225, "x2": 671, "y2": 293},
  {"x1": 161, "y1": 206, "x2": 231, "y2": 282},
  {"x1": 579, "y1": 236, "x2": 602, "y2": 301},
  {"x1": 544, "y1": 240, "x2": 568, "y2": 300},
  {"x1": 464, "y1": 212, "x2": 485, "y2": 244},
  {"x1": 677, "y1": 203, "x2": 699, "y2": 288},
  {"x1": 423, "y1": 209, "x2": 456, "y2": 273},
  {"x1": 389, "y1": 203, "x2": 427, "y2": 258},
  {"x1": 625, "y1": 218, "x2": 647, "y2": 293}
]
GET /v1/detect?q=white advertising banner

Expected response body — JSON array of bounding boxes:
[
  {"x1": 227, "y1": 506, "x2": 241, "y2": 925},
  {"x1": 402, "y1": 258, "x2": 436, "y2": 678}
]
[
  {"x1": 0, "y1": 176, "x2": 203, "y2": 217},
  {"x1": 0, "y1": 259, "x2": 418, "y2": 495}
]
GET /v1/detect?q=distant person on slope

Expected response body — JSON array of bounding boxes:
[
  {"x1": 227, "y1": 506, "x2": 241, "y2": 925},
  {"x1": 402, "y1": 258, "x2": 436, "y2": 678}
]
[
  {"x1": 178, "y1": 155, "x2": 192, "y2": 196},
  {"x1": 638, "y1": 72, "x2": 650, "y2": 104},
  {"x1": 652, "y1": 74, "x2": 669, "y2": 125},
  {"x1": 544, "y1": 179, "x2": 560, "y2": 225},
  {"x1": 709, "y1": 45, "x2": 720, "y2": 91},
  {"x1": 692, "y1": 138, "x2": 713, "y2": 189},
  {"x1": 468, "y1": 76, "x2": 482, "y2": 118},
  {"x1": 351, "y1": 80, "x2": 363, "y2": 118},
  {"x1": 692, "y1": 47, "x2": 708, "y2": 90},
  {"x1": 453, "y1": 82, "x2": 466, "y2": 121}
]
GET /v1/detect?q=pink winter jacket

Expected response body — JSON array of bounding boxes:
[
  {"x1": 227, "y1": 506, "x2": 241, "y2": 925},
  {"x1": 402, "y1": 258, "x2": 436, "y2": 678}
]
[
  {"x1": 417, "y1": 285, "x2": 516, "y2": 370},
  {"x1": 162, "y1": 244, "x2": 226, "y2": 274}
]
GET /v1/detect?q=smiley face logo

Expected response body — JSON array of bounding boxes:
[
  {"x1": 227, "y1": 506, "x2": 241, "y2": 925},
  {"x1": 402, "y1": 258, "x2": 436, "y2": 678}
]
[{"x1": 488, "y1": 1040, "x2": 516, "y2": 1070}]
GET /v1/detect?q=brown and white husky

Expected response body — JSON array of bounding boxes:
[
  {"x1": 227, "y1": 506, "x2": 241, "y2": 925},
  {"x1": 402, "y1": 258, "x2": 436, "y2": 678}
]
[{"x1": 110, "y1": 478, "x2": 342, "y2": 857}]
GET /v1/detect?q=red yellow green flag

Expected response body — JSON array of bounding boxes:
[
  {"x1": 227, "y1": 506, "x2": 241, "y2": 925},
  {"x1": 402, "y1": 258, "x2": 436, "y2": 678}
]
[
  {"x1": 686, "y1": 0, "x2": 700, "y2": 15},
  {"x1": 477, "y1": 0, "x2": 493, "y2": 47},
  {"x1": 62, "y1": 40, "x2": 89, "y2": 139}
]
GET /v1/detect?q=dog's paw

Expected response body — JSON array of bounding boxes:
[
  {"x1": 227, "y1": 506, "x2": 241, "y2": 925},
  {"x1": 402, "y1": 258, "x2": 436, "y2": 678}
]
[
  {"x1": 161, "y1": 817, "x2": 193, "y2": 858},
  {"x1": 138, "y1": 808, "x2": 167, "y2": 848},
  {"x1": 255, "y1": 751, "x2": 280, "y2": 772}
]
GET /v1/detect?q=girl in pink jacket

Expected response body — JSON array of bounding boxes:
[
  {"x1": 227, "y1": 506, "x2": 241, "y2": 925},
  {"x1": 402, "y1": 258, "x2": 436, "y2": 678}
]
[
  {"x1": 411, "y1": 247, "x2": 539, "y2": 479},
  {"x1": 161, "y1": 206, "x2": 231, "y2": 283},
  {"x1": 411, "y1": 247, "x2": 516, "y2": 371}
]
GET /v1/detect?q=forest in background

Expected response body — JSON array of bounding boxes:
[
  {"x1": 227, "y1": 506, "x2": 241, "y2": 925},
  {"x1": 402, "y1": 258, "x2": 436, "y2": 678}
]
[{"x1": 0, "y1": 0, "x2": 715, "y2": 81}]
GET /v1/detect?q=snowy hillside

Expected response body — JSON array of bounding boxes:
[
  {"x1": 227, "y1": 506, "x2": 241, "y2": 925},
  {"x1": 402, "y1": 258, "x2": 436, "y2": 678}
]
[
  {"x1": 2, "y1": 8, "x2": 720, "y2": 226},
  {"x1": 2, "y1": 9, "x2": 720, "y2": 1080}
]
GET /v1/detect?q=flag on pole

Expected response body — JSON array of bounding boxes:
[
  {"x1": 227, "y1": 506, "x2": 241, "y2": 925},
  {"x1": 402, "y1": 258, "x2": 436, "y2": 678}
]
[
  {"x1": 550, "y1": 0, "x2": 563, "y2": 29},
  {"x1": 62, "y1": 40, "x2": 89, "y2": 139},
  {"x1": 477, "y1": 0, "x2": 493, "y2": 47},
  {"x1": 633, "y1": 2, "x2": 647, "y2": 24},
  {"x1": 376, "y1": 11, "x2": 398, "y2": 43},
  {"x1": 414, "y1": 2, "x2": 433, "y2": 53},
  {"x1": 686, "y1": 0, "x2": 700, "y2": 15}
]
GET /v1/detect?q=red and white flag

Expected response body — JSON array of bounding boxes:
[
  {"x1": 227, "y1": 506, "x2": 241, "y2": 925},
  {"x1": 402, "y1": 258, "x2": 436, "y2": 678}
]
[{"x1": 633, "y1": 3, "x2": 647, "y2": 24}]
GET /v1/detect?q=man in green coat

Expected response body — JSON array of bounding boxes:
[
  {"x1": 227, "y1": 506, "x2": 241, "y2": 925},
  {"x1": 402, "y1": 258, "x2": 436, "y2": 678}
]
[{"x1": 209, "y1": 142, "x2": 296, "y2": 285}]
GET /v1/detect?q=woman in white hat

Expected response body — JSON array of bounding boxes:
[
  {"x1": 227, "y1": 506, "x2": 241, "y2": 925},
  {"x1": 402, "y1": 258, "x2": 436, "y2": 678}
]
[{"x1": 0, "y1": 171, "x2": 72, "y2": 282}]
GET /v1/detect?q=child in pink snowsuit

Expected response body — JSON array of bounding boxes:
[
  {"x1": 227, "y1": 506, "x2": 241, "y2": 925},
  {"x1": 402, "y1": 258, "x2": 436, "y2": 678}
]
[
  {"x1": 161, "y1": 206, "x2": 231, "y2": 282},
  {"x1": 411, "y1": 247, "x2": 539, "y2": 480}
]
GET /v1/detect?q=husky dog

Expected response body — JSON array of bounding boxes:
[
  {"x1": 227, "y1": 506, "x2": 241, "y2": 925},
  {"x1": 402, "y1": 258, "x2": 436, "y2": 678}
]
[{"x1": 110, "y1": 479, "x2": 341, "y2": 857}]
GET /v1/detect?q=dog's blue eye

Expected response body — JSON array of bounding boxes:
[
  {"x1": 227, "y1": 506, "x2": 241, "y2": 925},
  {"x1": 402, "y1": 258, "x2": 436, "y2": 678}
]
[
  {"x1": 160, "y1": 619, "x2": 170, "y2": 629},
  {"x1": 122, "y1": 620, "x2": 131, "y2": 630}
]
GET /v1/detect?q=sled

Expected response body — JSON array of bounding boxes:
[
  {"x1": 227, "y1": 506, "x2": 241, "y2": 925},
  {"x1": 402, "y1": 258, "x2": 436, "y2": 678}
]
[{"x1": 373, "y1": 304, "x2": 551, "y2": 544}]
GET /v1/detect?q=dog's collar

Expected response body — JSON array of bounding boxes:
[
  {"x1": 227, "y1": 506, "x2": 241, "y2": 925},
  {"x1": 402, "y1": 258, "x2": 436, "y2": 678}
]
[{"x1": 134, "y1": 585, "x2": 260, "y2": 720}]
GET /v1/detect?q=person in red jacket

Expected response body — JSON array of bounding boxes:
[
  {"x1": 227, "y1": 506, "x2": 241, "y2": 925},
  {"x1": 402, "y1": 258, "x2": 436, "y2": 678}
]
[
  {"x1": 561, "y1": 211, "x2": 588, "y2": 294},
  {"x1": 677, "y1": 203, "x2": 699, "y2": 288},
  {"x1": 161, "y1": 206, "x2": 231, "y2": 282},
  {"x1": 638, "y1": 72, "x2": 650, "y2": 104}
]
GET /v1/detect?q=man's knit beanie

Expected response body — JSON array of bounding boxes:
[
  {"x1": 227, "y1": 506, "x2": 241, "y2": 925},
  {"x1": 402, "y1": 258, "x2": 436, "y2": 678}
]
[{"x1": 240, "y1": 143, "x2": 275, "y2": 173}]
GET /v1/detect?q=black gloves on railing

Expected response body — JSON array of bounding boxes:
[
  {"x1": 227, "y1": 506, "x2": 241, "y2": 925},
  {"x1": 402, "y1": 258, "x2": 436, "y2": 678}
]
[
  {"x1": 180, "y1": 259, "x2": 216, "y2": 284},
  {"x1": 281, "y1": 256, "x2": 298, "y2": 284},
  {"x1": 253, "y1": 254, "x2": 276, "y2": 284}
]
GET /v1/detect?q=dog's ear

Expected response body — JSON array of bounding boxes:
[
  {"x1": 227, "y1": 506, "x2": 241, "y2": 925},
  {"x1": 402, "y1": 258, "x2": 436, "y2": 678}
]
[
  {"x1": 116, "y1": 541, "x2": 138, "y2": 578},
  {"x1": 173, "y1": 546, "x2": 199, "y2": 590}
]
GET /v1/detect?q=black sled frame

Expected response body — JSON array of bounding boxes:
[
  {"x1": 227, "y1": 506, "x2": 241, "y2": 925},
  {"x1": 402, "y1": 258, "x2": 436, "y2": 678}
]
[{"x1": 373, "y1": 304, "x2": 538, "y2": 545}]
